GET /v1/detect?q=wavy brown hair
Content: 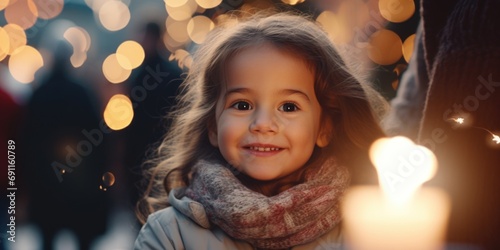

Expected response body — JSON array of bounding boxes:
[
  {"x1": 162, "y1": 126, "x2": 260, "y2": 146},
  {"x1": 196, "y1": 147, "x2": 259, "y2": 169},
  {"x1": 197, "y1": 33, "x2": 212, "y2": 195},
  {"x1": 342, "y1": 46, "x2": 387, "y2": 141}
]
[{"x1": 136, "y1": 12, "x2": 387, "y2": 223}]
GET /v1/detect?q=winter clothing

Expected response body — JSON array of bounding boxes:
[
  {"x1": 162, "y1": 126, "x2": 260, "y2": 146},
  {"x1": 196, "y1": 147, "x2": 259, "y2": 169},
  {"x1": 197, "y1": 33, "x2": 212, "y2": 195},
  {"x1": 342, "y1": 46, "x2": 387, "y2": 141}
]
[{"x1": 135, "y1": 159, "x2": 348, "y2": 249}]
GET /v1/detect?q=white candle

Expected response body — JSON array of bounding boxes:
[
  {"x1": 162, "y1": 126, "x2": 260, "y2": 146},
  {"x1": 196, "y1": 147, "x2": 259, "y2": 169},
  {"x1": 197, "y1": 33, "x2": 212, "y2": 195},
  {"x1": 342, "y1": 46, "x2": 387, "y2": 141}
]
[{"x1": 342, "y1": 136, "x2": 451, "y2": 250}]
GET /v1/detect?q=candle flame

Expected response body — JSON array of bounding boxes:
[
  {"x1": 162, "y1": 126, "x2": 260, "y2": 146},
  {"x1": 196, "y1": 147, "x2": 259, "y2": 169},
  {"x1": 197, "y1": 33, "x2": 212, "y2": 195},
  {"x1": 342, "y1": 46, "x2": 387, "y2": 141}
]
[{"x1": 369, "y1": 136, "x2": 438, "y2": 204}]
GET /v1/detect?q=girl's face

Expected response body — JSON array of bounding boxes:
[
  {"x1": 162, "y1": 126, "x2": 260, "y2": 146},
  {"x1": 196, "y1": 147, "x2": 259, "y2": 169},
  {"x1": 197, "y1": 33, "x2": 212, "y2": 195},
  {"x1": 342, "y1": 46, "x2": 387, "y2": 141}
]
[{"x1": 209, "y1": 43, "x2": 328, "y2": 181}]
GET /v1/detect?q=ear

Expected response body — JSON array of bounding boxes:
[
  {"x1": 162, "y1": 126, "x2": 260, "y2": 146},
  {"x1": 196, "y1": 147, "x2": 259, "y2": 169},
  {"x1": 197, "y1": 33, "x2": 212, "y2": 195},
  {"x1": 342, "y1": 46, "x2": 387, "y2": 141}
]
[
  {"x1": 208, "y1": 125, "x2": 218, "y2": 147},
  {"x1": 316, "y1": 118, "x2": 333, "y2": 148}
]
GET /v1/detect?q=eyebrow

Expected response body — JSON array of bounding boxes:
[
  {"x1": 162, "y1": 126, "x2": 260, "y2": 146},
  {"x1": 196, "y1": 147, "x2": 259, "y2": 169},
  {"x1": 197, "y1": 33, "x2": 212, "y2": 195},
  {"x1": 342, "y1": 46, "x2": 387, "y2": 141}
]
[{"x1": 224, "y1": 87, "x2": 311, "y2": 102}]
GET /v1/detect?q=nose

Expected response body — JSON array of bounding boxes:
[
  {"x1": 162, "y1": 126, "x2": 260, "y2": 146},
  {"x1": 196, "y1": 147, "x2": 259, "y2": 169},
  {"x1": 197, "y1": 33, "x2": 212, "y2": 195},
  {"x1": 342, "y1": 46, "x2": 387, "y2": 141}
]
[{"x1": 249, "y1": 108, "x2": 279, "y2": 134}]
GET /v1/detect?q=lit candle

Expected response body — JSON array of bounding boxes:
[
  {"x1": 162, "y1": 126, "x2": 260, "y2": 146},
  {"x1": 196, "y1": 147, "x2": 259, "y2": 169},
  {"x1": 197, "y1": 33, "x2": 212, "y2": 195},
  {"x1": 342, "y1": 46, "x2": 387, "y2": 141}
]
[{"x1": 342, "y1": 136, "x2": 451, "y2": 250}]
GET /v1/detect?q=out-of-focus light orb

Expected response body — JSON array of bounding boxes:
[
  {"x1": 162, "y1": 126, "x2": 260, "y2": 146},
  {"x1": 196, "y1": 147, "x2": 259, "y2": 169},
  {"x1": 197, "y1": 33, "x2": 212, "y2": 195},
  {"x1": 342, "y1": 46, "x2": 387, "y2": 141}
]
[
  {"x1": 64, "y1": 27, "x2": 92, "y2": 68},
  {"x1": 281, "y1": 0, "x2": 305, "y2": 5},
  {"x1": 163, "y1": 32, "x2": 185, "y2": 53},
  {"x1": 402, "y1": 34, "x2": 415, "y2": 63},
  {"x1": 187, "y1": 15, "x2": 214, "y2": 44},
  {"x1": 169, "y1": 49, "x2": 192, "y2": 70},
  {"x1": 166, "y1": 16, "x2": 191, "y2": 44},
  {"x1": 379, "y1": 0, "x2": 415, "y2": 23},
  {"x1": 368, "y1": 29, "x2": 402, "y2": 65},
  {"x1": 104, "y1": 94, "x2": 134, "y2": 130},
  {"x1": 4, "y1": 24, "x2": 27, "y2": 55},
  {"x1": 102, "y1": 54, "x2": 131, "y2": 84},
  {"x1": 5, "y1": 0, "x2": 38, "y2": 30},
  {"x1": 8, "y1": 45, "x2": 44, "y2": 83},
  {"x1": 98, "y1": 1, "x2": 130, "y2": 31},
  {"x1": 165, "y1": 0, "x2": 188, "y2": 8},
  {"x1": 195, "y1": 0, "x2": 222, "y2": 9},
  {"x1": 0, "y1": 27, "x2": 10, "y2": 61},
  {"x1": 316, "y1": 10, "x2": 352, "y2": 45},
  {"x1": 165, "y1": 0, "x2": 198, "y2": 21},
  {"x1": 116, "y1": 40, "x2": 144, "y2": 70},
  {"x1": 0, "y1": 0, "x2": 9, "y2": 11},
  {"x1": 33, "y1": 0, "x2": 64, "y2": 19},
  {"x1": 102, "y1": 172, "x2": 116, "y2": 187}
]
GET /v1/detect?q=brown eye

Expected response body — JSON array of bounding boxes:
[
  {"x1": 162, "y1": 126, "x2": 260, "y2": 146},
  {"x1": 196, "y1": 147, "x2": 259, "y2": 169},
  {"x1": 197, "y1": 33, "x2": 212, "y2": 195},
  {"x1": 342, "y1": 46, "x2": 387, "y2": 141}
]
[
  {"x1": 279, "y1": 103, "x2": 298, "y2": 112},
  {"x1": 232, "y1": 101, "x2": 252, "y2": 110}
]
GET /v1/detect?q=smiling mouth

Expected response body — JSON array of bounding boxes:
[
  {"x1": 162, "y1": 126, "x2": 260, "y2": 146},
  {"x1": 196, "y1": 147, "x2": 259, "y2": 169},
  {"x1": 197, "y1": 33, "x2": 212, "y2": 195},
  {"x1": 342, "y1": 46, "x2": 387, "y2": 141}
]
[{"x1": 247, "y1": 146, "x2": 282, "y2": 152}]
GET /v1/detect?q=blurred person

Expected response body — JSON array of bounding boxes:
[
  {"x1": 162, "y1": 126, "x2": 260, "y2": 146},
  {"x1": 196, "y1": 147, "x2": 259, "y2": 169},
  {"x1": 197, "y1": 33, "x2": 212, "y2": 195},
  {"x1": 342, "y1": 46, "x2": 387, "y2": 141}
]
[
  {"x1": 122, "y1": 22, "x2": 182, "y2": 211},
  {"x1": 20, "y1": 40, "x2": 110, "y2": 250},
  {"x1": 385, "y1": 0, "x2": 500, "y2": 248}
]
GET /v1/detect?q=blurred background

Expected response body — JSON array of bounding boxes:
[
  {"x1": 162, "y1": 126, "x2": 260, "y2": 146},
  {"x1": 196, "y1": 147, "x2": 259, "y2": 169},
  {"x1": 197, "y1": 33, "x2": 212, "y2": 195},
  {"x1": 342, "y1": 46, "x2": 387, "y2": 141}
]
[{"x1": 0, "y1": 0, "x2": 419, "y2": 249}]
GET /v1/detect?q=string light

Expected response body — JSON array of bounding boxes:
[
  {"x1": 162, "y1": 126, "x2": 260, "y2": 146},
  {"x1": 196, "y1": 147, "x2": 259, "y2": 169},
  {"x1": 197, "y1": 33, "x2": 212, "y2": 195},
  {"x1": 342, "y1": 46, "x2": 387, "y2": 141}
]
[{"x1": 448, "y1": 116, "x2": 499, "y2": 145}]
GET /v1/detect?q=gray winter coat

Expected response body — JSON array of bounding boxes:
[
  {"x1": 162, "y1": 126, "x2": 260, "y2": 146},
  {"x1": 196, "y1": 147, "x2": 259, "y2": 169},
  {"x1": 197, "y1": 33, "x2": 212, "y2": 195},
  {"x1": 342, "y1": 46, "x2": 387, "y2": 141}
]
[{"x1": 134, "y1": 189, "x2": 344, "y2": 250}]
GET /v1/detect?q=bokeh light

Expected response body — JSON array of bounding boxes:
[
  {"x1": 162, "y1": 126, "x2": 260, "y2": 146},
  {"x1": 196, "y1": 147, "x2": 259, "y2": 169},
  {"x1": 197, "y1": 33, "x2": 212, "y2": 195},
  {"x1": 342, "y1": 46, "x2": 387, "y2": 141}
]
[
  {"x1": 169, "y1": 49, "x2": 192, "y2": 70},
  {"x1": 98, "y1": 0, "x2": 130, "y2": 31},
  {"x1": 166, "y1": 16, "x2": 191, "y2": 44},
  {"x1": 164, "y1": 0, "x2": 188, "y2": 8},
  {"x1": 316, "y1": 10, "x2": 352, "y2": 44},
  {"x1": 163, "y1": 31, "x2": 186, "y2": 53},
  {"x1": 102, "y1": 54, "x2": 132, "y2": 84},
  {"x1": 281, "y1": 0, "x2": 305, "y2": 5},
  {"x1": 0, "y1": 0, "x2": 9, "y2": 11},
  {"x1": 187, "y1": 15, "x2": 215, "y2": 44},
  {"x1": 0, "y1": 27, "x2": 10, "y2": 61},
  {"x1": 64, "y1": 27, "x2": 92, "y2": 68},
  {"x1": 195, "y1": 0, "x2": 222, "y2": 9},
  {"x1": 368, "y1": 29, "x2": 402, "y2": 65},
  {"x1": 379, "y1": 0, "x2": 415, "y2": 23},
  {"x1": 116, "y1": 40, "x2": 145, "y2": 70},
  {"x1": 402, "y1": 34, "x2": 415, "y2": 63},
  {"x1": 102, "y1": 172, "x2": 116, "y2": 187},
  {"x1": 3, "y1": 24, "x2": 27, "y2": 55},
  {"x1": 33, "y1": 0, "x2": 64, "y2": 20},
  {"x1": 5, "y1": 0, "x2": 38, "y2": 30},
  {"x1": 165, "y1": 0, "x2": 198, "y2": 21},
  {"x1": 8, "y1": 45, "x2": 44, "y2": 83},
  {"x1": 103, "y1": 94, "x2": 134, "y2": 130}
]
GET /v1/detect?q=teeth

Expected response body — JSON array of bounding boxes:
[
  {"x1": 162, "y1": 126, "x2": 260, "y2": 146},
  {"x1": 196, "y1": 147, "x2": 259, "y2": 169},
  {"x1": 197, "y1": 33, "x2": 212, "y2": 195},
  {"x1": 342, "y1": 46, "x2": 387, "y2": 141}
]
[{"x1": 249, "y1": 146, "x2": 280, "y2": 152}]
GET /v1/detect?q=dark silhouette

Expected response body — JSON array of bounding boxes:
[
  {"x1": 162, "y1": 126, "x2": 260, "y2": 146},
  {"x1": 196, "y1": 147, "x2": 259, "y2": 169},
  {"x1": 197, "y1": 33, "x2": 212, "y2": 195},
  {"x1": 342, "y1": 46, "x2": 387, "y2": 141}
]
[
  {"x1": 20, "y1": 41, "x2": 110, "y2": 250},
  {"x1": 123, "y1": 22, "x2": 183, "y2": 210}
]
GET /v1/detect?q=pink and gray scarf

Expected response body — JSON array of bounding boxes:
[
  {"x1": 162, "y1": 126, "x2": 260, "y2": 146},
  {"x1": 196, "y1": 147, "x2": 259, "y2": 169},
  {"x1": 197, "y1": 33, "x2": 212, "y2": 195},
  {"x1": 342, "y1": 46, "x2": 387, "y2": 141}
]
[{"x1": 185, "y1": 159, "x2": 350, "y2": 249}]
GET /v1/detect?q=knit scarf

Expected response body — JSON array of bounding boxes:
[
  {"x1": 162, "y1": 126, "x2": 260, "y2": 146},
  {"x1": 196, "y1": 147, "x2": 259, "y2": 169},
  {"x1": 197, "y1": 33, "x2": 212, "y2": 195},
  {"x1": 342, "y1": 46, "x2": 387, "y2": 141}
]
[{"x1": 185, "y1": 159, "x2": 350, "y2": 249}]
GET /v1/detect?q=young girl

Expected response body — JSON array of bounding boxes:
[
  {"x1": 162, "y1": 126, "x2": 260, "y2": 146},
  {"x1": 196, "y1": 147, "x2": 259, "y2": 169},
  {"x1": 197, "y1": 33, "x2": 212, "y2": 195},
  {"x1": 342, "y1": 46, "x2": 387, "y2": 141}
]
[{"x1": 135, "y1": 13, "x2": 387, "y2": 249}]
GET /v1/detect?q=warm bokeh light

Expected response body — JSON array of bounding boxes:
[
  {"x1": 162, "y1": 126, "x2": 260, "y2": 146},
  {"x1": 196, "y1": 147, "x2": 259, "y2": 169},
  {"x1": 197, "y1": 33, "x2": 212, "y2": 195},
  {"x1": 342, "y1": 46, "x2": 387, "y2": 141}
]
[
  {"x1": 64, "y1": 26, "x2": 92, "y2": 68},
  {"x1": 98, "y1": 1, "x2": 130, "y2": 31},
  {"x1": 195, "y1": 0, "x2": 222, "y2": 9},
  {"x1": 103, "y1": 94, "x2": 134, "y2": 130},
  {"x1": 379, "y1": 0, "x2": 415, "y2": 23},
  {"x1": 316, "y1": 11, "x2": 350, "y2": 45},
  {"x1": 187, "y1": 15, "x2": 215, "y2": 44},
  {"x1": 3, "y1": 24, "x2": 27, "y2": 55},
  {"x1": 8, "y1": 45, "x2": 44, "y2": 83},
  {"x1": 402, "y1": 34, "x2": 415, "y2": 63},
  {"x1": 169, "y1": 49, "x2": 192, "y2": 70},
  {"x1": 165, "y1": 0, "x2": 198, "y2": 21},
  {"x1": 163, "y1": 32, "x2": 185, "y2": 53},
  {"x1": 369, "y1": 136, "x2": 437, "y2": 204},
  {"x1": 368, "y1": 29, "x2": 402, "y2": 65},
  {"x1": 0, "y1": 0, "x2": 9, "y2": 11},
  {"x1": 164, "y1": 0, "x2": 189, "y2": 8},
  {"x1": 281, "y1": 0, "x2": 305, "y2": 5},
  {"x1": 5, "y1": 0, "x2": 38, "y2": 30},
  {"x1": 102, "y1": 172, "x2": 116, "y2": 187},
  {"x1": 0, "y1": 27, "x2": 9, "y2": 61},
  {"x1": 102, "y1": 54, "x2": 132, "y2": 84},
  {"x1": 33, "y1": 0, "x2": 64, "y2": 19},
  {"x1": 166, "y1": 16, "x2": 191, "y2": 44},
  {"x1": 116, "y1": 40, "x2": 145, "y2": 70}
]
